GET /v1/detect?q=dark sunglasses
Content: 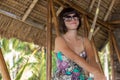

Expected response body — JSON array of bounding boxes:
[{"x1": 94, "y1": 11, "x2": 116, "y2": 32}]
[{"x1": 63, "y1": 14, "x2": 79, "y2": 22}]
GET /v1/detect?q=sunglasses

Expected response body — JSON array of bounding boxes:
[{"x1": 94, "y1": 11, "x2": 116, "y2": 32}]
[{"x1": 63, "y1": 15, "x2": 79, "y2": 22}]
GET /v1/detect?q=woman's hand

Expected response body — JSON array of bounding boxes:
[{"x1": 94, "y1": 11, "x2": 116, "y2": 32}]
[{"x1": 94, "y1": 72, "x2": 106, "y2": 80}]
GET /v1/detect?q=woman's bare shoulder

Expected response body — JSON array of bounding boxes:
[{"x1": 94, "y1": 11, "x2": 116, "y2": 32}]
[
  {"x1": 55, "y1": 36, "x2": 65, "y2": 43},
  {"x1": 54, "y1": 36, "x2": 67, "y2": 51},
  {"x1": 55, "y1": 36, "x2": 63, "y2": 41}
]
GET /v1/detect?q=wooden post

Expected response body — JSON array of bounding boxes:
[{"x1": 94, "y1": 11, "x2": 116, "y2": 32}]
[
  {"x1": 46, "y1": 0, "x2": 61, "y2": 79},
  {"x1": 46, "y1": 0, "x2": 52, "y2": 80},
  {"x1": 109, "y1": 31, "x2": 115, "y2": 80},
  {"x1": 111, "y1": 33, "x2": 120, "y2": 62},
  {"x1": 51, "y1": 0, "x2": 60, "y2": 36},
  {"x1": 0, "y1": 49, "x2": 11, "y2": 80}
]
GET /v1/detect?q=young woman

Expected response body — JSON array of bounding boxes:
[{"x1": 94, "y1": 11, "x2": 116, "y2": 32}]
[{"x1": 53, "y1": 7, "x2": 106, "y2": 80}]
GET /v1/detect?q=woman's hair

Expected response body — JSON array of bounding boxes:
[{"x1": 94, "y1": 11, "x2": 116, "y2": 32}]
[{"x1": 58, "y1": 7, "x2": 81, "y2": 33}]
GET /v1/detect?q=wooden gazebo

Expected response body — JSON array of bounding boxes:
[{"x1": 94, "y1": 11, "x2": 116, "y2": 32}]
[{"x1": 0, "y1": 0, "x2": 120, "y2": 80}]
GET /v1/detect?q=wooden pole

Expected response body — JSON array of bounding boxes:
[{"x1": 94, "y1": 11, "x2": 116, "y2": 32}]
[
  {"x1": 109, "y1": 31, "x2": 115, "y2": 80},
  {"x1": 46, "y1": 0, "x2": 52, "y2": 80},
  {"x1": 108, "y1": 20, "x2": 120, "y2": 25},
  {"x1": 111, "y1": 33, "x2": 120, "y2": 62},
  {"x1": 51, "y1": 0, "x2": 60, "y2": 36},
  {"x1": 47, "y1": 0, "x2": 61, "y2": 79},
  {"x1": 0, "y1": 49, "x2": 11, "y2": 80},
  {"x1": 88, "y1": 0, "x2": 101, "y2": 40},
  {"x1": 104, "y1": 0, "x2": 116, "y2": 21},
  {"x1": 88, "y1": 0, "x2": 96, "y2": 12},
  {"x1": 22, "y1": 0, "x2": 38, "y2": 21}
]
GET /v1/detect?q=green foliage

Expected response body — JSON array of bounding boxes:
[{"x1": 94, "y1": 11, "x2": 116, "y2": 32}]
[
  {"x1": 99, "y1": 42, "x2": 112, "y2": 78},
  {"x1": 1, "y1": 38, "x2": 11, "y2": 53},
  {"x1": 15, "y1": 60, "x2": 28, "y2": 80},
  {"x1": 52, "y1": 51, "x2": 57, "y2": 74},
  {"x1": 0, "y1": 38, "x2": 50, "y2": 80}
]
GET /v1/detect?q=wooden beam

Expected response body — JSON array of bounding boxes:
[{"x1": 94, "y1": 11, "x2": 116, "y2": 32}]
[
  {"x1": 88, "y1": 0, "x2": 96, "y2": 12},
  {"x1": 46, "y1": 0, "x2": 52, "y2": 80},
  {"x1": 104, "y1": 0, "x2": 116, "y2": 21},
  {"x1": 0, "y1": 9, "x2": 44, "y2": 30},
  {"x1": 93, "y1": 27, "x2": 100, "y2": 36},
  {"x1": 88, "y1": 0, "x2": 101, "y2": 40},
  {"x1": 22, "y1": 0, "x2": 38, "y2": 21},
  {"x1": 0, "y1": 49, "x2": 11, "y2": 80},
  {"x1": 56, "y1": 6, "x2": 64, "y2": 16},
  {"x1": 111, "y1": 33, "x2": 120, "y2": 62},
  {"x1": 109, "y1": 32, "x2": 115, "y2": 80},
  {"x1": 54, "y1": 0, "x2": 67, "y2": 8},
  {"x1": 108, "y1": 20, "x2": 120, "y2": 24},
  {"x1": 55, "y1": 0, "x2": 112, "y2": 30}
]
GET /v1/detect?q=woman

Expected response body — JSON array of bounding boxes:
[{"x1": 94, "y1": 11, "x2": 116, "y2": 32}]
[{"x1": 53, "y1": 7, "x2": 106, "y2": 80}]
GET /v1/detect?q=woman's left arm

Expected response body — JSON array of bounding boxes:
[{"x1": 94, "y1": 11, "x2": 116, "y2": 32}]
[
  {"x1": 84, "y1": 38, "x2": 106, "y2": 80},
  {"x1": 84, "y1": 38, "x2": 100, "y2": 71}
]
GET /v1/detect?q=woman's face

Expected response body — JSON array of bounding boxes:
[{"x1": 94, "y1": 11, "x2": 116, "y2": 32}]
[{"x1": 63, "y1": 13, "x2": 79, "y2": 31}]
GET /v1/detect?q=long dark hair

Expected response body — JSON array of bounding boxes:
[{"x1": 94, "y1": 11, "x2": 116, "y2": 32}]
[{"x1": 58, "y1": 7, "x2": 81, "y2": 33}]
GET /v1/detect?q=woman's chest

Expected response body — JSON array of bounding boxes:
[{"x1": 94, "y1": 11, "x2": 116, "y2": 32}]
[{"x1": 66, "y1": 40, "x2": 84, "y2": 55}]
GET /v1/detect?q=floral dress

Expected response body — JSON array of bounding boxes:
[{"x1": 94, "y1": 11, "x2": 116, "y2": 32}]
[{"x1": 53, "y1": 51, "x2": 93, "y2": 80}]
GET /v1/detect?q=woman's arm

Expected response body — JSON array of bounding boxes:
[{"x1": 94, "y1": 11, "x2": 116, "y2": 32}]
[
  {"x1": 55, "y1": 36, "x2": 101, "y2": 75},
  {"x1": 84, "y1": 38, "x2": 106, "y2": 80},
  {"x1": 84, "y1": 38, "x2": 101, "y2": 72}
]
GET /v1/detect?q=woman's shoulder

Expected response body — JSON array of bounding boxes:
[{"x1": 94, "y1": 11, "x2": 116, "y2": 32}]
[
  {"x1": 54, "y1": 36, "x2": 67, "y2": 53},
  {"x1": 55, "y1": 35, "x2": 65, "y2": 43}
]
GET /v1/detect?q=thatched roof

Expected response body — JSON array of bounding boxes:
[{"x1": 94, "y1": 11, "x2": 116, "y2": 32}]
[{"x1": 0, "y1": 0, "x2": 120, "y2": 50}]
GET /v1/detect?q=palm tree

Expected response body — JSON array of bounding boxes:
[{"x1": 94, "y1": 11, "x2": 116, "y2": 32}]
[{"x1": 0, "y1": 38, "x2": 48, "y2": 80}]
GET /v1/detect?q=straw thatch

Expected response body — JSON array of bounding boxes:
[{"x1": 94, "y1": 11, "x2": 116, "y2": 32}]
[
  {"x1": 0, "y1": 0, "x2": 120, "y2": 49},
  {"x1": 0, "y1": 0, "x2": 120, "y2": 79}
]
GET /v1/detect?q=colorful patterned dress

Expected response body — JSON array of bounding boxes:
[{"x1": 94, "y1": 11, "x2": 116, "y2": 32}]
[{"x1": 53, "y1": 51, "x2": 93, "y2": 80}]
